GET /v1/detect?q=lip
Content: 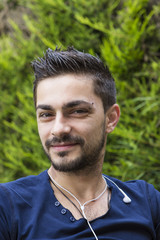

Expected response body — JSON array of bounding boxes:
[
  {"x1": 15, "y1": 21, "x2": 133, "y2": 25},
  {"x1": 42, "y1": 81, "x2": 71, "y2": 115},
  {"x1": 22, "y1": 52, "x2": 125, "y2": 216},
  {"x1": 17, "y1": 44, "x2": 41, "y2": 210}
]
[{"x1": 50, "y1": 143, "x2": 78, "y2": 152}]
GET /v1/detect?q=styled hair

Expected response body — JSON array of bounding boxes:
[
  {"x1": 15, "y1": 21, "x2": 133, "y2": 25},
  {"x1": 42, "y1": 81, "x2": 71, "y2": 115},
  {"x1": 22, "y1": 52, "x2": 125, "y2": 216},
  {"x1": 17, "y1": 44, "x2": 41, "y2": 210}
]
[{"x1": 31, "y1": 46, "x2": 116, "y2": 112}]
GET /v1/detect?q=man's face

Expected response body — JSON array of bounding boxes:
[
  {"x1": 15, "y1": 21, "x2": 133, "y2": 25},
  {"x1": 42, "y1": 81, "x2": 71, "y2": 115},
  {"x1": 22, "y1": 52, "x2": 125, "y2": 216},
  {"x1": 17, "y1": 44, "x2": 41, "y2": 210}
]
[{"x1": 36, "y1": 74, "x2": 108, "y2": 173}]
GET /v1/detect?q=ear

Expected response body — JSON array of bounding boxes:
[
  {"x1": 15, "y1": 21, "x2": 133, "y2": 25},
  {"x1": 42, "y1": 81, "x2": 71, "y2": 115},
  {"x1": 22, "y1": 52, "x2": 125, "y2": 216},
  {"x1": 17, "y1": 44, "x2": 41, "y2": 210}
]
[{"x1": 105, "y1": 104, "x2": 120, "y2": 134}]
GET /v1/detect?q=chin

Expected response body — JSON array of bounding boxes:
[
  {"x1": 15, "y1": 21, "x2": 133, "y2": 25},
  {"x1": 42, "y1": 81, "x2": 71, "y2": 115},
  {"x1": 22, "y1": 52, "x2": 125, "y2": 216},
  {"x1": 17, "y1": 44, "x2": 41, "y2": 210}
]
[{"x1": 50, "y1": 156, "x2": 87, "y2": 173}]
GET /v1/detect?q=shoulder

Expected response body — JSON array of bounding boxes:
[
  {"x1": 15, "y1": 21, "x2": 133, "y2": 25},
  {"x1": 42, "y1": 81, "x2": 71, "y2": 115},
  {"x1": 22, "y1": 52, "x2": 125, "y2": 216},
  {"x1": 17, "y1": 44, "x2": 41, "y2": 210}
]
[
  {"x1": 105, "y1": 174, "x2": 159, "y2": 192},
  {"x1": 0, "y1": 171, "x2": 49, "y2": 239},
  {"x1": 104, "y1": 175, "x2": 160, "y2": 199},
  {"x1": 104, "y1": 175, "x2": 160, "y2": 224},
  {"x1": 0, "y1": 170, "x2": 48, "y2": 205},
  {"x1": 0, "y1": 170, "x2": 48, "y2": 187}
]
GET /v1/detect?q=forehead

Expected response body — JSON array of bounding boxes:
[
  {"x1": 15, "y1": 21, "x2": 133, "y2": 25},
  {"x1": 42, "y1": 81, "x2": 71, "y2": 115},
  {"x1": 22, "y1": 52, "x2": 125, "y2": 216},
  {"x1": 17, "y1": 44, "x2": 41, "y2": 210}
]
[{"x1": 36, "y1": 74, "x2": 102, "y2": 108}]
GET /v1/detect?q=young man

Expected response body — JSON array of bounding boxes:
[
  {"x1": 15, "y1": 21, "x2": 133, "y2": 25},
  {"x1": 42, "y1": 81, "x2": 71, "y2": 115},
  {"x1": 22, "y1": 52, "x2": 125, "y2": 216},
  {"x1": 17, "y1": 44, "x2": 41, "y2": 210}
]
[{"x1": 0, "y1": 47, "x2": 160, "y2": 239}]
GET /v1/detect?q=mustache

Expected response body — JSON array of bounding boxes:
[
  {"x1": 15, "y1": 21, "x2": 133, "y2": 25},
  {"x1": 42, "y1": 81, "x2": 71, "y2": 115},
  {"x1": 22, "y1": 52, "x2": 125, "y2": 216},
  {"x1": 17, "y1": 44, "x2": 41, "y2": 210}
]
[{"x1": 45, "y1": 134, "x2": 85, "y2": 149}]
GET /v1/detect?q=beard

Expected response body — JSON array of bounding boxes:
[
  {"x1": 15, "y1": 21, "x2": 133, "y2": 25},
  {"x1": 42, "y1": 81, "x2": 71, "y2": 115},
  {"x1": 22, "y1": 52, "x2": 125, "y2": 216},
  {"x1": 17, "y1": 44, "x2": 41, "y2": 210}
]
[{"x1": 44, "y1": 122, "x2": 106, "y2": 173}]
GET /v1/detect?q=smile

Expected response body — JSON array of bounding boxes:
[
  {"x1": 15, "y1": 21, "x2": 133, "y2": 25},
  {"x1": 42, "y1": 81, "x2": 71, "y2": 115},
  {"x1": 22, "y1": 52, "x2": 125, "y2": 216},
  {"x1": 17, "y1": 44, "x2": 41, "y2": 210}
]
[{"x1": 51, "y1": 143, "x2": 78, "y2": 152}]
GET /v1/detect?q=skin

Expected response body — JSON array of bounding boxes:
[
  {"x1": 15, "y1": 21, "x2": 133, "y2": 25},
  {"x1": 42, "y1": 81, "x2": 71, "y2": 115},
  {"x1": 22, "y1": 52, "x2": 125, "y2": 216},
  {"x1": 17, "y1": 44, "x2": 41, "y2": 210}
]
[{"x1": 36, "y1": 73, "x2": 120, "y2": 220}]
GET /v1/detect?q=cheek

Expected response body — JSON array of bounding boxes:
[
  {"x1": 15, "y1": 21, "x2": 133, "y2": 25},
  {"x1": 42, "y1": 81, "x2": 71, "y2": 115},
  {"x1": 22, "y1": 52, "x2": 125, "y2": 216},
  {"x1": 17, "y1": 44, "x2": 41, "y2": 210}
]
[
  {"x1": 77, "y1": 117, "x2": 105, "y2": 134},
  {"x1": 77, "y1": 122, "x2": 101, "y2": 141},
  {"x1": 37, "y1": 122, "x2": 52, "y2": 143},
  {"x1": 90, "y1": 119, "x2": 106, "y2": 139}
]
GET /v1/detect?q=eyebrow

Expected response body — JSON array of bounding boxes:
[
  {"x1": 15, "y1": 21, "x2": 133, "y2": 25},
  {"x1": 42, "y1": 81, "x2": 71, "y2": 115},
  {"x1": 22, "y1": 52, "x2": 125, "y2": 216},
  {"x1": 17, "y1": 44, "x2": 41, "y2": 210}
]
[
  {"x1": 62, "y1": 100, "x2": 94, "y2": 110},
  {"x1": 36, "y1": 104, "x2": 54, "y2": 111},
  {"x1": 36, "y1": 101, "x2": 94, "y2": 111}
]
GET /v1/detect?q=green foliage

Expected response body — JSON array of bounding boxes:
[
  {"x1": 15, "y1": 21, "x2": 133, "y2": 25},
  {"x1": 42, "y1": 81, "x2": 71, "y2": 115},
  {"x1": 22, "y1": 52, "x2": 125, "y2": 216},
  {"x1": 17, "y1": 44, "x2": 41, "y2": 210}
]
[
  {"x1": 0, "y1": 0, "x2": 160, "y2": 190},
  {"x1": 100, "y1": 0, "x2": 160, "y2": 189}
]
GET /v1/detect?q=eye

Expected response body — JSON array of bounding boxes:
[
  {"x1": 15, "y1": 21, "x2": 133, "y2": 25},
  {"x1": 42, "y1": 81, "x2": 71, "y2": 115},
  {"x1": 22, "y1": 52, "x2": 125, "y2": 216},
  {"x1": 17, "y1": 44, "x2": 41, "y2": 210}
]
[
  {"x1": 73, "y1": 109, "x2": 88, "y2": 114},
  {"x1": 39, "y1": 112, "x2": 51, "y2": 117},
  {"x1": 69, "y1": 108, "x2": 89, "y2": 117},
  {"x1": 38, "y1": 112, "x2": 55, "y2": 121}
]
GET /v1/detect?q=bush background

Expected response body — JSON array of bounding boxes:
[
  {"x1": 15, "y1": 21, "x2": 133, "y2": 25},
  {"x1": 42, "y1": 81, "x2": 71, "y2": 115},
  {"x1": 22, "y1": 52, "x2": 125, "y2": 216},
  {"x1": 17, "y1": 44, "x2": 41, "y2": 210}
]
[{"x1": 0, "y1": 0, "x2": 160, "y2": 190}]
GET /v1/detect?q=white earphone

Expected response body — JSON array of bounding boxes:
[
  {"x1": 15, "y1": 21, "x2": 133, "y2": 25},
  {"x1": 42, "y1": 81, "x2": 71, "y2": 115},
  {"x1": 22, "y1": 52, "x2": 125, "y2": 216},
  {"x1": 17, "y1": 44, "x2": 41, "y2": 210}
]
[{"x1": 103, "y1": 175, "x2": 132, "y2": 203}]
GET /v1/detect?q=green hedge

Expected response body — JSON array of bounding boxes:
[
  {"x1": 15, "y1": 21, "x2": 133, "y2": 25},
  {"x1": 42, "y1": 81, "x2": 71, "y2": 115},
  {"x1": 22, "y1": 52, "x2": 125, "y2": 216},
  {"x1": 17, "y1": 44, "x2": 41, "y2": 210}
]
[{"x1": 0, "y1": 0, "x2": 160, "y2": 190}]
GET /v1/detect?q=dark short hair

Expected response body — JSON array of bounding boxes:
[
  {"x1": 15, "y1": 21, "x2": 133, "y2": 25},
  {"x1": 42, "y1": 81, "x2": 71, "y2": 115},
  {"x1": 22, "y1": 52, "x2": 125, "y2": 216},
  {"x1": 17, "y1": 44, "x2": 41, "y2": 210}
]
[{"x1": 31, "y1": 46, "x2": 116, "y2": 112}]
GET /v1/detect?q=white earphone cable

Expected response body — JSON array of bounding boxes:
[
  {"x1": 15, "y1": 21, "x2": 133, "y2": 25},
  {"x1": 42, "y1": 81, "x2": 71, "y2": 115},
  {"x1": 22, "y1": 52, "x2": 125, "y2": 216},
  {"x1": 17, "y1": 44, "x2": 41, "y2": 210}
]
[{"x1": 48, "y1": 172, "x2": 108, "y2": 240}]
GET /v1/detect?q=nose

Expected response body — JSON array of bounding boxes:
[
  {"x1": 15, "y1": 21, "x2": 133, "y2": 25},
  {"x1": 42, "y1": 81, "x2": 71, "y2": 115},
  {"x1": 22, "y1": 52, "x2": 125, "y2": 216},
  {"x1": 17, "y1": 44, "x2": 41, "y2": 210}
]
[{"x1": 51, "y1": 113, "x2": 71, "y2": 137}]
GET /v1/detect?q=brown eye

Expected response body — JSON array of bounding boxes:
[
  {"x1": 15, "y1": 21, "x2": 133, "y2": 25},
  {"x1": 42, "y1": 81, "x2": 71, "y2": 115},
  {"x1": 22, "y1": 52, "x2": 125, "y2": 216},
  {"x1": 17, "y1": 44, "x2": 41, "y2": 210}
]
[
  {"x1": 68, "y1": 108, "x2": 89, "y2": 118},
  {"x1": 39, "y1": 112, "x2": 54, "y2": 118},
  {"x1": 74, "y1": 109, "x2": 87, "y2": 114}
]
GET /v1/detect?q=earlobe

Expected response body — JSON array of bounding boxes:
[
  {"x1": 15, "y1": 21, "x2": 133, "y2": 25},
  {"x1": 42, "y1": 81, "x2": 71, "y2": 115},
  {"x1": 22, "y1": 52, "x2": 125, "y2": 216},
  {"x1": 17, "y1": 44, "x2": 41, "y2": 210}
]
[{"x1": 105, "y1": 104, "x2": 120, "y2": 133}]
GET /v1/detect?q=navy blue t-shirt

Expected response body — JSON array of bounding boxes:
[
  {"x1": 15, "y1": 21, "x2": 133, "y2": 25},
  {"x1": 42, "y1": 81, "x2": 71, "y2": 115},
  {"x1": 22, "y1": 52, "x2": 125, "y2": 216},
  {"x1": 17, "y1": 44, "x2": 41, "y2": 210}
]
[{"x1": 0, "y1": 170, "x2": 160, "y2": 239}]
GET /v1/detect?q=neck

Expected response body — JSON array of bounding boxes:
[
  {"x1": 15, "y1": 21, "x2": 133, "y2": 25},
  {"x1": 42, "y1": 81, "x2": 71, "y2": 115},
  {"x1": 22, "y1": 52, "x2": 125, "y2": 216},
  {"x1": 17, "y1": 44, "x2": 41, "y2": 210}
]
[
  {"x1": 48, "y1": 172, "x2": 107, "y2": 218},
  {"x1": 48, "y1": 161, "x2": 104, "y2": 203}
]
